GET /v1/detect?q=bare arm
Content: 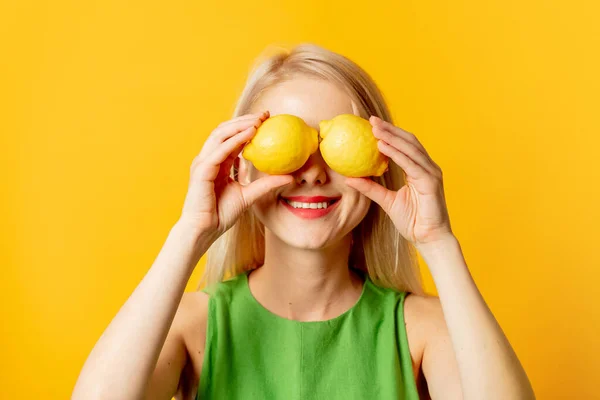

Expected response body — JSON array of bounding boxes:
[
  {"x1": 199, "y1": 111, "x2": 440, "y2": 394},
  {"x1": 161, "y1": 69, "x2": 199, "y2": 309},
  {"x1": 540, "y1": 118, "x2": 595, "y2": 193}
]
[
  {"x1": 145, "y1": 290, "x2": 210, "y2": 400},
  {"x1": 72, "y1": 110, "x2": 292, "y2": 400},
  {"x1": 72, "y1": 221, "x2": 209, "y2": 400},
  {"x1": 417, "y1": 235, "x2": 536, "y2": 400}
]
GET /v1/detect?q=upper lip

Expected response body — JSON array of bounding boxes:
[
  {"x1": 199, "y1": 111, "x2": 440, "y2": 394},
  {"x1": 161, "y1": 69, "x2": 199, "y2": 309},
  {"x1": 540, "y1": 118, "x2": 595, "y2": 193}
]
[{"x1": 281, "y1": 195, "x2": 341, "y2": 202}]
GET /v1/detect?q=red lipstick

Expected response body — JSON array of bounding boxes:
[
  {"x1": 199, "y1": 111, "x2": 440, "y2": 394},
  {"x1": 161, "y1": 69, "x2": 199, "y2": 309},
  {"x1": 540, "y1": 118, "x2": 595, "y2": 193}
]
[{"x1": 279, "y1": 195, "x2": 341, "y2": 220}]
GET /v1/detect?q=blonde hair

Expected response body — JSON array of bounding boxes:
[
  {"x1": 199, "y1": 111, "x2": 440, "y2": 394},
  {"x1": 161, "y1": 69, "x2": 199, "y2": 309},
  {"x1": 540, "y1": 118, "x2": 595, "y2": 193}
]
[{"x1": 198, "y1": 43, "x2": 425, "y2": 295}]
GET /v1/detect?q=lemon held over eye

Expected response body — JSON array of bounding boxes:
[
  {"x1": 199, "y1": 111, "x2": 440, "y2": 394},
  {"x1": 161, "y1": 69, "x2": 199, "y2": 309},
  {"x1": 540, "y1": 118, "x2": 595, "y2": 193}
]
[
  {"x1": 242, "y1": 114, "x2": 319, "y2": 175},
  {"x1": 319, "y1": 114, "x2": 389, "y2": 177}
]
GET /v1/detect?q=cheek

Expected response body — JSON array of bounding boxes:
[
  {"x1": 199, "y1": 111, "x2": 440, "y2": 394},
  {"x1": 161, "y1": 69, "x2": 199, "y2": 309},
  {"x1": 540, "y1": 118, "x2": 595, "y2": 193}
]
[
  {"x1": 341, "y1": 192, "x2": 371, "y2": 222},
  {"x1": 247, "y1": 167, "x2": 277, "y2": 210},
  {"x1": 250, "y1": 191, "x2": 280, "y2": 222},
  {"x1": 357, "y1": 192, "x2": 374, "y2": 219},
  {"x1": 355, "y1": 198, "x2": 372, "y2": 221}
]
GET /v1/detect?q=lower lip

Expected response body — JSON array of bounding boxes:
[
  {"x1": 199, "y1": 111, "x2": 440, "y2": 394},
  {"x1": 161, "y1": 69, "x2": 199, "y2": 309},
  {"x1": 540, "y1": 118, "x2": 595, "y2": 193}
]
[{"x1": 280, "y1": 198, "x2": 340, "y2": 219}]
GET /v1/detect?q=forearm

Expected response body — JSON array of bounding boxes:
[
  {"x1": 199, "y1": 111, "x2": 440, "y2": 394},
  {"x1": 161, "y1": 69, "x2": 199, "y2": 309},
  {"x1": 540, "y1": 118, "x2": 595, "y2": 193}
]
[
  {"x1": 72, "y1": 221, "x2": 211, "y2": 400},
  {"x1": 416, "y1": 236, "x2": 535, "y2": 400}
]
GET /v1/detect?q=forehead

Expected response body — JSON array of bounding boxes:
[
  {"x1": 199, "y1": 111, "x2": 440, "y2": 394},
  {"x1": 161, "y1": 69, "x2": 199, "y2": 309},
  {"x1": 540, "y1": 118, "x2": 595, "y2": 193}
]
[{"x1": 249, "y1": 75, "x2": 358, "y2": 129}]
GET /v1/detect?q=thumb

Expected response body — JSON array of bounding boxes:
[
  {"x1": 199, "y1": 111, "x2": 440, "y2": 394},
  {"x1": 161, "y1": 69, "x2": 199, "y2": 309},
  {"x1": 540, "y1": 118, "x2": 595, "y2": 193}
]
[
  {"x1": 345, "y1": 177, "x2": 394, "y2": 212},
  {"x1": 241, "y1": 175, "x2": 294, "y2": 208}
]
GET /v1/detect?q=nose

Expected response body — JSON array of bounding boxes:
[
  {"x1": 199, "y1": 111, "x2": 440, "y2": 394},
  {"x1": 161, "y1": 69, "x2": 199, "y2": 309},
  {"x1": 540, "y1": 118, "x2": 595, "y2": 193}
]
[{"x1": 294, "y1": 151, "x2": 328, "y2": 185}]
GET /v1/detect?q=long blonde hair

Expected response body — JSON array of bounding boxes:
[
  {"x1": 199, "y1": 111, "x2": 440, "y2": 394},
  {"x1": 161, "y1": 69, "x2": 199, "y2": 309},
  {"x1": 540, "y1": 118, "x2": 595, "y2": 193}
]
[{"x1": 198, "y1": 43, "x2": 424, "y2": 295}]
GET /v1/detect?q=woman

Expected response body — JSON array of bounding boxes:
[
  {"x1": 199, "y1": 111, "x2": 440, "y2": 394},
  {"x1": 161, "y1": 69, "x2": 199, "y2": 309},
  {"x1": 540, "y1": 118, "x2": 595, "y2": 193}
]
[{"x1": 72, "y1": 44, "x2": 536, "y2": 400}]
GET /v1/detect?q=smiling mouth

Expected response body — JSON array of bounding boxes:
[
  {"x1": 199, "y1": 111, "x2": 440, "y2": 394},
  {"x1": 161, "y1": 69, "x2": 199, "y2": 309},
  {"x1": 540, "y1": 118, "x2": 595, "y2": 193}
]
[{"x1": 282, "y1": 199, "x2": 338, "y2": 209}]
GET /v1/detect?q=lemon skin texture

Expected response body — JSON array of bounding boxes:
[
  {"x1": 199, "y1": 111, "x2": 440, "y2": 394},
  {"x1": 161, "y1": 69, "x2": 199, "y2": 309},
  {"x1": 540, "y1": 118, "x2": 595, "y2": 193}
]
[
  {"x1": 319, "y1": 114, "x2": 389, "y2": 177},
  {"x1": 242, "y1": 114, "x2": 319, "y2": 175}
]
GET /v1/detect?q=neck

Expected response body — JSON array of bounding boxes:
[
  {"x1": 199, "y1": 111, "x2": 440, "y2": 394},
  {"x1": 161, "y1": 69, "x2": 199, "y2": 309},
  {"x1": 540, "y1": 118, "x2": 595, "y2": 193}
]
[{"x1": 248, "y1": 230, "x2": 365, "y2": 322}]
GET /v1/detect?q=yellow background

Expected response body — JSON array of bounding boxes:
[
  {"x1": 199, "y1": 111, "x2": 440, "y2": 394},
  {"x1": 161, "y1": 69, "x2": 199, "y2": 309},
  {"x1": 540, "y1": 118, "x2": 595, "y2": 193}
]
[{"x1": 2, "y1": 0, "x2": 598, "y2": 398}]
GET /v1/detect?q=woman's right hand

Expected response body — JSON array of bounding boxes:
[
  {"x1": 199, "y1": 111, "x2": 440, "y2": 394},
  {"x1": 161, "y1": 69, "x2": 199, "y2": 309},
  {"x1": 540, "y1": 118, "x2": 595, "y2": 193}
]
[{"x1": 178, "y1": 111, "x2": 293, "y2": 242}]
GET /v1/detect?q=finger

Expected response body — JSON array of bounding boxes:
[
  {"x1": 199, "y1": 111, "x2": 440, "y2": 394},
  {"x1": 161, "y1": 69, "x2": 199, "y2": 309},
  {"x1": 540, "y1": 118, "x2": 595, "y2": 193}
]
[
  {"x1": 228, "y1": 141, "x2": 247, "y2": 162},
  {"x1": 370, "y1": 115, "x2": 422, "y2": 148},
  {"x1": 370, "y1": 116, "x2": 434, "y2": 161},
  {"x1": 377, "y1": 140, "x2": 429, "y2": 179},
  {"x1": 194, "y1": 126, "x2": 255, "y2": 183},
  {"x1": 209, "y1": 116, "x2": 262, "y2": 146},
  {"x1": 241, "y1": 175, "x2": 294, "y2": 208},
  {"x1": 372, "y1": 125, "x2": 437, "y2": 175},
  {"x1": 198, "y1": 112, "x2": 268, "y2": 159},
  {"x1": 219, "y1": 143, "x2": 245, "y2": 182},
  {"x1": 205, "y1": 125, "x2": 256, "y2": 171},
  {"x1": 216, "y1": 110, "x2": 269, "y2": 130},
  {"x1": 345, "y1": 177, "x2": 395, "y2": 212}
]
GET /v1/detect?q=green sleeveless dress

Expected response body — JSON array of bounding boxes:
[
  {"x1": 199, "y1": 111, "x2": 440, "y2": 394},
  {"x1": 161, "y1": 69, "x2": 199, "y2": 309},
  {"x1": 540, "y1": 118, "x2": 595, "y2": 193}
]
[{"x1": 197, "y1": 269, "x2": 420, "y2": 400}]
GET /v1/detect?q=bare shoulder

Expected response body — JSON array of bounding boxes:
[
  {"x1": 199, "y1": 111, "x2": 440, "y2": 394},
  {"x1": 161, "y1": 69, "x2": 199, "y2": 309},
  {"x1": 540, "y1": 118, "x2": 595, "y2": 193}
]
[
  {"x1": 403, "y1": 292, "x2": 446, "y2": 397},
  {"x1": 176, "y1": 291, "x2": 211, "y2": 394},
  {"x1": 403, "y1": 292, "x2": 449, "y2": 359},
  {"x1": 404, "y1": 292, "x2": 445, "y2": 330},
  {"x1": 404, "y1": 292, "x2": 462, "y2": 399},
  {"x1": 405, "y1": 292, "x2": 454, "y2": 350}
]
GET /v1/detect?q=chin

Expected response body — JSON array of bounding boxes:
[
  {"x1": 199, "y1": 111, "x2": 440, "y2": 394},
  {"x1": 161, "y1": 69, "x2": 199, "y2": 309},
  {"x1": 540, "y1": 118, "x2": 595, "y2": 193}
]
[{"x1": 276, "y1": 229, "x2": 335, "y2": 250}]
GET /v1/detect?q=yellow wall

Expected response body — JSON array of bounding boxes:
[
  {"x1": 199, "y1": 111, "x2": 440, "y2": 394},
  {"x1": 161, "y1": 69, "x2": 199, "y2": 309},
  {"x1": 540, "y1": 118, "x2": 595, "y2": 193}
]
[{"x1": 2, "y1": 0, "x2": 598, "y2": 398}]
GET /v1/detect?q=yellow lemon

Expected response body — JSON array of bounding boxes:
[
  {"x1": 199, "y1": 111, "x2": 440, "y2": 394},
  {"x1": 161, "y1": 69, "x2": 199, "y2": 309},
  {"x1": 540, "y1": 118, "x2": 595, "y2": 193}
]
[
  {"x1": 319, "y1": 114, "x2": 388, "y2": 177},
  {"x1": 243, "y1": 114, "x2": 319, "y2": 175}
]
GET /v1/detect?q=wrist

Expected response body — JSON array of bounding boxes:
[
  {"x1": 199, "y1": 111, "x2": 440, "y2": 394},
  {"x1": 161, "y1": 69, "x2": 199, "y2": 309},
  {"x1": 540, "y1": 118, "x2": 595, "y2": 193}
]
[
  {"x1": 172, "y1": 219, "x2": 216, "y2": 254},
  {"x1": 415, "y1": 234, "x2": 461, "y2": 257},
  {"x1": 415, "y1": 235, "x2": 464, "y2": 278}
]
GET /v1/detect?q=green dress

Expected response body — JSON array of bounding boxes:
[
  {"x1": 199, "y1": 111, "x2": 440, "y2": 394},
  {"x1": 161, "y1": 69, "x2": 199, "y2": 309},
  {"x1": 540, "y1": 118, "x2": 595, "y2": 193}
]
[{"x1": 197, "y1": 269, "x2": 420, "y2": 399}]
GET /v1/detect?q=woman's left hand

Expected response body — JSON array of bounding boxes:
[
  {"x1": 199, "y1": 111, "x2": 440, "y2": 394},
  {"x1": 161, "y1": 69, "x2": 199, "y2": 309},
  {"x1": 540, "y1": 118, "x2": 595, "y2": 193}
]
[{"x1": 345, "y1": 116, "x2": 454, "y2": 247}]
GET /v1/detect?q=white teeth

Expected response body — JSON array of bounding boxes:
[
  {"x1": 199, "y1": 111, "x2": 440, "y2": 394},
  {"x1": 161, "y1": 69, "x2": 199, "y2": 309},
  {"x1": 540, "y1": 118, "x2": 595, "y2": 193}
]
[{"x1": 285, "y1": 200, "x2": 330, "y2": 209}]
